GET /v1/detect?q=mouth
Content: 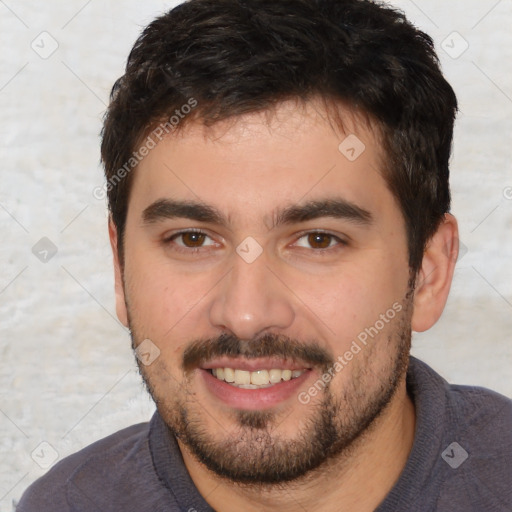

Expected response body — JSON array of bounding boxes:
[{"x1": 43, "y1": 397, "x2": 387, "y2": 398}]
[
  {"x1": 208, "y1": 367, "x2": 306, "y2": 389},
  {"x1": 198, "y1": 358, "x2": 313, "y2": 410}
]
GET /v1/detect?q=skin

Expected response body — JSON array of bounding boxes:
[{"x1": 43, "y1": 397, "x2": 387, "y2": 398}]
[{"x1": 109, "y1": 99, "x2": 459, "y2": 511}]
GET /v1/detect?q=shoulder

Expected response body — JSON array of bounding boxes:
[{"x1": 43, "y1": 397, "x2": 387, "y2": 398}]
[
  {"x1": 445, "y1": 380, "x2": 512, "y2": 438},
  {"x1": 412, "y1": 356, "x2": 512, "y2": 460},
  {"x1": 386, "y1": 357, "x2": 512, "y2": 511},
  {"x1": 16, "y1": 422, "x2": 151, "y2": 512},
  {"x1": 438, "y1": 375, "x2": 512, "y2": 509},
  {"x1": 409, "y1": 356, "x2": 512, "y2": 431}
]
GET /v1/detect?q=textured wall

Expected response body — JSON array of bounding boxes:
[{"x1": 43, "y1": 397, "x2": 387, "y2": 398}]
[{"x1": 0, "y1": 0, "x2": 511, "y2": 508}]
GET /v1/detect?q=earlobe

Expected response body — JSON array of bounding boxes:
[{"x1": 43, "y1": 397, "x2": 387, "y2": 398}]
[
  {"x1": 411, "y1": 213, "x2": 459, "y2": 332},
  {"x1": 108, "y1": 218, "x2": 129, "y2": 328}
]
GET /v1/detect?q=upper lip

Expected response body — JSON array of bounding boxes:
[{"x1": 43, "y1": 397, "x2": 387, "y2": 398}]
[{"x1": 199, "y1": 357, "x2": 312, "y2": 372}]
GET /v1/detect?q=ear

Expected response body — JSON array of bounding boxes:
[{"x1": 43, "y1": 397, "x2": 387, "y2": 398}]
[
  {"x1": 108, "y1": 218, "x2": 129, "y2": 328},
  {"x1": 411, "y1": 213, "x2": 459, "y2": 332}
]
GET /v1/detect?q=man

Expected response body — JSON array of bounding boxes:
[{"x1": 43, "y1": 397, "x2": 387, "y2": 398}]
[{"x1": 18, "y1": 0, "x2": 512, "y2": 510}]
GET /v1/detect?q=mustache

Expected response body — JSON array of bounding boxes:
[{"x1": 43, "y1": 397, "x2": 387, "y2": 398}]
[{"x1": 182, "y1": 333, "x2": 333, "y2": 373}]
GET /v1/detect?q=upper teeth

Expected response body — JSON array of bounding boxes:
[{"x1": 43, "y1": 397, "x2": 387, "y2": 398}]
[{"x1": 212, "y1": 368, "x2": 305, "y2": 388}]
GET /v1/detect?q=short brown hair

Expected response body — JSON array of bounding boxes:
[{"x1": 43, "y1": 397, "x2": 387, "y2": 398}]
[{"x1": 101, "y1": 0, "x2": 457, "y2": 272}]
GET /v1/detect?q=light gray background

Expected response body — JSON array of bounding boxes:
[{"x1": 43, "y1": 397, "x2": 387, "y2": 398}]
[{"x1": 0, "y1": 0, "x2": 511, "y2": 509}]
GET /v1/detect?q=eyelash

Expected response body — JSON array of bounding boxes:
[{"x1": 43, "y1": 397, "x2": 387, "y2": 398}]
[
  {"x1": 163, "y1": 229, "x2": 347, "y2": 255},
  {"x1": 293, "y1": 230, "x2": 347, "y2": 251},
  {"x1": 163, "y1": 229, "x2": 215, "y2": 254}
]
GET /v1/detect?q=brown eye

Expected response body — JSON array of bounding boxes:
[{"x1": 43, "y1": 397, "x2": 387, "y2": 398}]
[
  {"x1": 180, "y1": 232, "x2": 206, "y2": 247},
  {"x1": 294, "y1": 231, "x2": 346, "y2": 252},
  {"x1": 165, "y1": 230, "x2": 218, "y2": 254},
  {"x1": 307, "y1": 232, "x2": 334, "y2": 249}
]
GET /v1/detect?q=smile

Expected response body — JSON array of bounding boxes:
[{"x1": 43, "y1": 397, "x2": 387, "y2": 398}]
[
  {"x1": 200, "y1": 361, "x2": 313, "y2": 409},
  {"x1": 210, "y1": 368, "x2": 307, "y2": 389}
]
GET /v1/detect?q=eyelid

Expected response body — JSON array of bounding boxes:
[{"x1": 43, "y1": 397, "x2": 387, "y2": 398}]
[
  {"x1": 292, "y1": 230, "x2": 348, "y2": 250},
  {"x1": 162, "y1": 228, "x2": 348, "y2": 254},
  {"x1": 163, "y1": 228, "x2": 219, "y2": 250},
  {"x1": 163, "y1": 227, "x2": 209, "y2": 241}
]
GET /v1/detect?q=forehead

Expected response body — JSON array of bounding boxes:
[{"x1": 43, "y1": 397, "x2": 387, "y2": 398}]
[{"x1": 128, "y1": 100, "x2": 394, "y2": 227}]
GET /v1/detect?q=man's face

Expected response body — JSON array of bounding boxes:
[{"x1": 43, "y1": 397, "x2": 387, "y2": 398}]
[{"x1": 116, "y1": 100, "x2": 413, "y2": 483}]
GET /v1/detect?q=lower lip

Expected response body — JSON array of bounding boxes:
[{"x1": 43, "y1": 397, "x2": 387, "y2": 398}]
[{"x1": 200, "y1": 369, "x2": 312, "y2": 410}]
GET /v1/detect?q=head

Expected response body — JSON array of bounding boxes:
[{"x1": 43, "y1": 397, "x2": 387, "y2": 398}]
[{"x1": 101, "y1": 0, "x2": 459, "y2": 485}]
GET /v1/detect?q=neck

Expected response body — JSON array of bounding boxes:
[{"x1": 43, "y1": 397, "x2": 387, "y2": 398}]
[{"x1": 178, "y1": 381, "x2": 416, "y2": 512}]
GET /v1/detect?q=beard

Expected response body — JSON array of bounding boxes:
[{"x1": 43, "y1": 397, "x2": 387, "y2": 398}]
[{"x1": 128, "y1": 294, "x2": 413, "y2": 486}]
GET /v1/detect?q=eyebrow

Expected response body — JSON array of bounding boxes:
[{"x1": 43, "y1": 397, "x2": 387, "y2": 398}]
[
  {"x1": 142, "y1": 199, "x2": 224, "y2": 225},
  {"x1": 272, "y1": 198, "x2": 373, "y2": 228},
  {"x1": 141, "y1": 197, "x2": 373, "y2": 228}
]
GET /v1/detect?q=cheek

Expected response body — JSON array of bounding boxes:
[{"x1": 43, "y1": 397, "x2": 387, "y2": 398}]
[
  {"x1": 125, "y1": 247, "x2": 197, "y2": 314},
  {"x1": 124, "y1": 256, "x2": 216, "y2": 360},
  {"x1": 293, "y1": 258, "x2": 407, "y2": 349}
]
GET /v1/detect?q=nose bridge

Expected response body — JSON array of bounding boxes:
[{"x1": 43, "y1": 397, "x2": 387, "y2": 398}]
[{"x1": 208, "y1": 250, "x2": 295, "y2": 339}]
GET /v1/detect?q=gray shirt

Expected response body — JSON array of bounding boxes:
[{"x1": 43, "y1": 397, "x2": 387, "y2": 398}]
[{"x1": 16, "y1": 357, "x2": 512, "y2": 511}]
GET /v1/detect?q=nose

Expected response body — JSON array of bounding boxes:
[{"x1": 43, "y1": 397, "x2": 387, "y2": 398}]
[{"x1": 208, "y1": 250, "x2": 295, "y2": 340}]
